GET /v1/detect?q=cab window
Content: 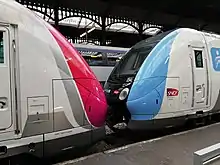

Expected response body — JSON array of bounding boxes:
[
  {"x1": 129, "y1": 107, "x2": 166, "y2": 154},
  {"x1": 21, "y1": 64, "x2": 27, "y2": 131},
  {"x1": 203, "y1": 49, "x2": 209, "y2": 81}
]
[
  {"x1": 194, "y1": 50, "x2": 203, "y2": 68},
  {"x1": 0, "y1": 32, "x2": 4, "y2": 64}
]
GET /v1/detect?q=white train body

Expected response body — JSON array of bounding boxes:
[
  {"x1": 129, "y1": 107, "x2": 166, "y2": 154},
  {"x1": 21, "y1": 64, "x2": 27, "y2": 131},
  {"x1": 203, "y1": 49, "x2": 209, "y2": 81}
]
[
  {"x1": 0, "y1": 0, "x2": 107, "y2": 157},
  {"x1": 157, "y1": 29, "x2": 220, "y2": 119},
  {"x1": 104, "y1": 28, "x2": 220, "y2": 130}
]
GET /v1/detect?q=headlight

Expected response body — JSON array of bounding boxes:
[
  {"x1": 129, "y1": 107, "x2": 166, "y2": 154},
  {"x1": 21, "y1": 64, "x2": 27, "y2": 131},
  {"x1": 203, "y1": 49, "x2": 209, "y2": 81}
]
[{"x1": 119, "y1": 88, "x2": 129, "y2": 101}]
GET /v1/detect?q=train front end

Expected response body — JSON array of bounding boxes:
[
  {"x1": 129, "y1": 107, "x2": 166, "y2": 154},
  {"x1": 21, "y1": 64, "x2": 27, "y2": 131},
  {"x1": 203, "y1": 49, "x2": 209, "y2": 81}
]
[
  {"x1": 45, "y1": 23, "x2": 108, "y2": 128},
  {"x1": 104, "y1": 30, "x2": 179, "y2": 130}
]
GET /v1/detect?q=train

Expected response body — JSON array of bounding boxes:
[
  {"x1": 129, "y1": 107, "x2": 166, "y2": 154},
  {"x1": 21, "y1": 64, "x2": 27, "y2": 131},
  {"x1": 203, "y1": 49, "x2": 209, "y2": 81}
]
[
  {"x1": 74, "y1": 44, "x2": 129, "y2": 86},
  {"x1": 0, "y1": 0, "x2": 107, "y2": 158},
  {"x1": 104, "y1": 28, "x2": 220, "y2": 130}
]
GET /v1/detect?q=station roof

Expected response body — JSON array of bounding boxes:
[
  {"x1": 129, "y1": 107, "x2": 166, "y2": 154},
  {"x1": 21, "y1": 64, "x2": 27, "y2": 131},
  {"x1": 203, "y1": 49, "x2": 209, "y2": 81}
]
[
  {"x1": 35, "y1": 13, "x2": 161, "y2": 36},
  {"x1": 22, "y1": 0, "x2": 220, "y2": 33}
]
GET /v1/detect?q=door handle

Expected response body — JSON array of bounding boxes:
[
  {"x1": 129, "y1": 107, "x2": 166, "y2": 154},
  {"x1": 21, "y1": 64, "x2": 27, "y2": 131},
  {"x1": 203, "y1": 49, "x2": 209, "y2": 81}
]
[
  {"x1": 0, "y1": 101, "x2": 6, "y2": 109},
  {"x1": 202, "y1": 84, "x2": 205, "y2": 98},
  {"x1": 196, "y1": 85, "x2": 202, "y2": 92}
]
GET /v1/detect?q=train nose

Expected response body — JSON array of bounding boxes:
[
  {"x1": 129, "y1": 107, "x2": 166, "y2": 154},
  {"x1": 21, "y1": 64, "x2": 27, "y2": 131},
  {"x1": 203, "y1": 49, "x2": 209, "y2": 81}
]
[
  {"x1": 45, "y1": 22, "x2": 107, "y2": 128},
  {"x1": 75, "y1": 78, "x2": 107, "y2": 127},
  {"x1": 126, "y1": 77, "x2": 166, "y2": 121}
]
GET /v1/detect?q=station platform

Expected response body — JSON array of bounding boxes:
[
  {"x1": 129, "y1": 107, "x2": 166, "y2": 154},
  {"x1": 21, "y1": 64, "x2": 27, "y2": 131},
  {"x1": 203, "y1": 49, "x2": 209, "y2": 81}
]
[{"x1": 58, "y1": 123, "x2": 220, "y2": 165}]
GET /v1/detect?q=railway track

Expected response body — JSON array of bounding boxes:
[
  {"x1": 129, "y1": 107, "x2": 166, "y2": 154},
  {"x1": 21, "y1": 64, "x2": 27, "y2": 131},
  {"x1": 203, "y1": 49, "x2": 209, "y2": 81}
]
[{"x1": 1, "y1": 113, "x2": 220, "y2": 165}]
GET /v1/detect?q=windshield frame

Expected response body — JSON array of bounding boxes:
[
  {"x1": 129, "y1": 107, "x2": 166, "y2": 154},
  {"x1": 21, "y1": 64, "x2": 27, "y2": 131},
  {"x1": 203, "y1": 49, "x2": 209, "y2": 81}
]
[{"x1": 109, "y1": 29, "x2": 175, "y2": 78}]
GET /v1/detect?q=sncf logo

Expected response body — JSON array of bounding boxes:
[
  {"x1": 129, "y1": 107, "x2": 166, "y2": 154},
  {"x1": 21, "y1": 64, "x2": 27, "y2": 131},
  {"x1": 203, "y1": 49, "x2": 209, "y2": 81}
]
[{"x1": 167, "y1": 88, "x2": 179, "y2": 96}]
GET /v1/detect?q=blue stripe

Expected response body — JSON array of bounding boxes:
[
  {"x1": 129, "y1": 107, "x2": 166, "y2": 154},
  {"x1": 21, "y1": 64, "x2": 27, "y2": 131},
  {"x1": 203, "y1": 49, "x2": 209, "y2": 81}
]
[{"x1": 126, "y1": 30, "x2": 179, "y2": 121}]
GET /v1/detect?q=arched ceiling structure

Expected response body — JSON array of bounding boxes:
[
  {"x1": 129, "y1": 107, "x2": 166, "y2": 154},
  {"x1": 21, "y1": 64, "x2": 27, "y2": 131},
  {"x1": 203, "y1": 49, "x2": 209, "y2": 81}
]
[{"x1": 16, "y1": 0, "x2": 220, "y2": 46}]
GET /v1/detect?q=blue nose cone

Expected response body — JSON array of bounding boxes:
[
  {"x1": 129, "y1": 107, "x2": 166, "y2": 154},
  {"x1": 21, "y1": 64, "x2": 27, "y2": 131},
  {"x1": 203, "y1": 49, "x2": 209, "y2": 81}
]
[{"x1": 126, "y1": 31, "x2": 178, "y2": 121}]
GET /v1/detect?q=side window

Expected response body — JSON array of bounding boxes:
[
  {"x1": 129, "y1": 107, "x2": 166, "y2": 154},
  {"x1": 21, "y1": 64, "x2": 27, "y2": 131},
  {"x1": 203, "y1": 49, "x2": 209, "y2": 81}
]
[
  {"x1": 194, "y1": 50, "x2": 203, "y2": 68},
  {"x1": 0, "y1": 32, "x2": 3, "y2": 64}
]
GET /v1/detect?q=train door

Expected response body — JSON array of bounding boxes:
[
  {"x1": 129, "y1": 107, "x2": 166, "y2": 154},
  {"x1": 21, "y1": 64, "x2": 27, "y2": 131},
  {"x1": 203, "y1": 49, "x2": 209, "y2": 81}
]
[
  {"x1": 0, "y1": 24, "x2": 18, "y2": 135},
  {"x1": 189, "y1": 41, "x2": 209, "y2": 110}
]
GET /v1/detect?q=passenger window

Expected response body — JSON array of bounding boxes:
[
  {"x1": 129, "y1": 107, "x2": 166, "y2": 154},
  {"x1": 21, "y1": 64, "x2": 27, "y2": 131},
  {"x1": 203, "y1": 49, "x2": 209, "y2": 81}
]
[
  {"x1": 0, "y1": 32, "x2": 4, "y2": 64},
  {"x1": 194, "y1": 50, "x2": 203, "y2": 68}
]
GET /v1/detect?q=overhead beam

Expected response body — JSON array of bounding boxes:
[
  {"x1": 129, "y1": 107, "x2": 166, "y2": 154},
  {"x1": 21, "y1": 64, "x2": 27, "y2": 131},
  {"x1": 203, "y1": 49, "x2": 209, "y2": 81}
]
[{"x1": 77, "y1": 17, "x2": 83, "y2": 28}]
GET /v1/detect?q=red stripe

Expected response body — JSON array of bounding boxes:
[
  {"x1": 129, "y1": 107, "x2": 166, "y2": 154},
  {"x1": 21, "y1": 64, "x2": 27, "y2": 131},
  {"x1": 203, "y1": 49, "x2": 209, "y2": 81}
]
[{"x1": 45, "y1": 23, "x2": 107, "y2": 127}]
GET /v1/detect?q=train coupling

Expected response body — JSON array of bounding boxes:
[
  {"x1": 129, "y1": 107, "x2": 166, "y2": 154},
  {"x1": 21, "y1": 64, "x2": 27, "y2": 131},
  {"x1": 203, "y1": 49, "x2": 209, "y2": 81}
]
[{"x1": 106, "y1": 105, "x2": 131, "y2": 131}]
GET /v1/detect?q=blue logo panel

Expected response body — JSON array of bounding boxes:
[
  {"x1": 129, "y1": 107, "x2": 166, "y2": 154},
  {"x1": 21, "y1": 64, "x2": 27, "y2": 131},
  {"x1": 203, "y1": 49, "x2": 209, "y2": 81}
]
[{"x1": 211, "y1": 47, "x2": 220, "y2": 71}]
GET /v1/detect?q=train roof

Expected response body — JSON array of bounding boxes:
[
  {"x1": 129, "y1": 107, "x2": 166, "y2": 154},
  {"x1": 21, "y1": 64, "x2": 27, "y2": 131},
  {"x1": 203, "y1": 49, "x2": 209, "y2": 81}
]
[{"x1": 73, "y1": 43, "x2": 130, "y2": 54}]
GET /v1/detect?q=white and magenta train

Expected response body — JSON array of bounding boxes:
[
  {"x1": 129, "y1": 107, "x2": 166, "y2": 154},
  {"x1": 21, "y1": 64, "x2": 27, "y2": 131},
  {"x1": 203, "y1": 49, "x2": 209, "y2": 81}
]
[
  {"x1": 0, "y1": 0, "x2": 107, "y2": 158},
  {"x1": 104, "y1": 28, "x2": 220, "y2": 130}
]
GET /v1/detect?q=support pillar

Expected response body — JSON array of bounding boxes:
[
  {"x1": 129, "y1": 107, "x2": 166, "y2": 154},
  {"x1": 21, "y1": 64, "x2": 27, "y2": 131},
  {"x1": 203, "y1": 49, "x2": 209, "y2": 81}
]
[
  {"x1": 54, "y1": 0, "x2": 59, "y2": 30},
  {"x1": 100, "y1": 15, "x2": 106, "y2": 46},
  {"x1": 138, "y1": 21, "x2": 144, "y2": 41}
]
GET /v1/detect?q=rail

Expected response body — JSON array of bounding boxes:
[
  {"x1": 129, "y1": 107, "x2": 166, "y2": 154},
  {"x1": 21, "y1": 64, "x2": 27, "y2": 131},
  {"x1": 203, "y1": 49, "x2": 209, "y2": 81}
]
[{"x1": 194, "y1": 143, "x2": 220, "y2": 165}]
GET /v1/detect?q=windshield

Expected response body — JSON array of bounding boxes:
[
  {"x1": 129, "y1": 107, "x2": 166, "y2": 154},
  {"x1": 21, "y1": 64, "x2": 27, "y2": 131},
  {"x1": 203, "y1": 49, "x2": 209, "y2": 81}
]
[
  {"x1": 110, "y1": 30, "x2": 174, "y2": 77},
  {"x1": 116, "y1": 44, "x2": 155, "y2": 75}
]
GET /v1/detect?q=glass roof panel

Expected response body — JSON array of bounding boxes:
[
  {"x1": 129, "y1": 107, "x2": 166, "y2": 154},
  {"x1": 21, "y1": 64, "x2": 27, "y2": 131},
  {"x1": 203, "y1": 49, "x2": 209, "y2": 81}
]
[
  {"x1": 144, "y1": 28, "x2": 161, "y2": 35},
  {"x1": 33, "y1": 9, "x2": 161, "y2": 35},
  {"x1": 107, "y1": 23, "x2": 138, "y2": 33}
]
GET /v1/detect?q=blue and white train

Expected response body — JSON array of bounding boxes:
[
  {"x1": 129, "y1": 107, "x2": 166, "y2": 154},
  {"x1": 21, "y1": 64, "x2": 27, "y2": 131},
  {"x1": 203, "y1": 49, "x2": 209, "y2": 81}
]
[
  {"x1": 104, "y1": 28, "x2": 220, "y2": 130},
  {"x1": 74, "y1": 44, "x2": 129, "y2": 86}
]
